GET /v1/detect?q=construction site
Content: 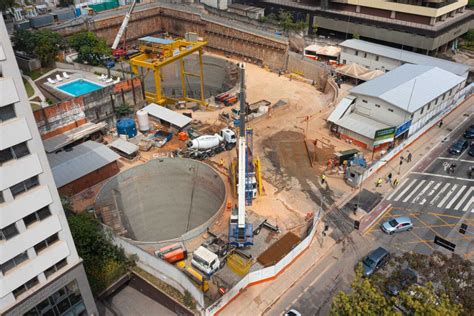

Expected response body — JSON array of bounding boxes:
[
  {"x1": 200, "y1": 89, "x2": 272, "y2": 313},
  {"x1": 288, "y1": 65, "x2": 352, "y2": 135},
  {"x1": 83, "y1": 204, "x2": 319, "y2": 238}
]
[{"x1": 23, "y1": 2, "x2": 379, "y2": 314}]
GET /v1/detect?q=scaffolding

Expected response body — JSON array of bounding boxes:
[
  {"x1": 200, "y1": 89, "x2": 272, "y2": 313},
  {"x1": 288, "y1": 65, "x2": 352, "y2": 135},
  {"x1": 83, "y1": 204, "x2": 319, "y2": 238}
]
[{"x1": 129, "y1": 36, "x2": 208, "y2": 106}]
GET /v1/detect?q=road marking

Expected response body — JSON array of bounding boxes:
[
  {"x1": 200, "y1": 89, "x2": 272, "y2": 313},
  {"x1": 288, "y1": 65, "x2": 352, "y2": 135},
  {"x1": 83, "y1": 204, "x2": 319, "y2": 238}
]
[
  {"x1": 403, "y1": 180, "x2": 426, "y2": 203},
  {"x1": 445, "y1": 185, "x2": 466, "y2": 209},
  {"x1": 417, "y1": 180, "x2": 434, "y2": 205},
  {"x1": 437, "y1": 157, "x2": 474, "y2": 164},
  {"x1": 437, "y1": 184, "x2": 458, "y2": 208},
  {"x1": 286, "y1": 264, "x2": 332, "y2": 309},
  {"x1": 463, "y1": 196, "x2": 474, "y2": 212},
  {"x1": 454, "y1": 187, "x2": 474, "y2": 211},
  {"x1": 386, "y1": 178, "x2": 409, "y2": 200},
  {"x1": 410, "y1": 172, "x2": 474, "y2": 182},
  {"x1": 408, "y1": 226, "x2": 435, "y2": 251},
  {"x1": 430, "y1": 183, "x2": 451, "y2": 206},
  {"x1": 394, "y1": 179, "x2": 417, "y2": 202}
]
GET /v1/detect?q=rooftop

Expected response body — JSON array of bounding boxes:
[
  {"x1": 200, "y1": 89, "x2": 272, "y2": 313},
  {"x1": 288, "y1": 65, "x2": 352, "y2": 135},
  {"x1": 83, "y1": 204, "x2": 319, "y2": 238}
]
[
  {"x1": 339, "y1": 39, "x2": 470, "y2": 77},
  {"x1": 350, "y1": 64, "x2": 465, "y2": 113},
  {"x1": 42, "y1": 122, "x2": 107, "y2": 153},
  {"x1": 142, "y1": 103, "x2": 192, "y2": 129},
  {"x1": 48, "y1": 141, "x2": 119, "y2": 188},
  {"x1": 109, "y1": 138, "x2": 139, "y2": 156},
  {"x1": 335, "y1": 112, "x2": 390, "y2": 139}
]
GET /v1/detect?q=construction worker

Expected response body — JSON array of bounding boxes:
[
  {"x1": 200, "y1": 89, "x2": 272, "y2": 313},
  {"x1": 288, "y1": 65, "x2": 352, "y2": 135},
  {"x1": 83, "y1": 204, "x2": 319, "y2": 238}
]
[
  {"x1": 376, "y1": 178, "x2": 383, "y2": 187},
  {"x1": 393, "y1": 178, "x2": 399, "y2": 187},
  {"x1": 387, "y1": 172, "x2": 393, "y2": 184},
  {"x1": 219, "y1": 158, "x2": 224, "y2": 168},
  {"x1": 321, "y1": 174, "x2": 326, "y2": 185}
]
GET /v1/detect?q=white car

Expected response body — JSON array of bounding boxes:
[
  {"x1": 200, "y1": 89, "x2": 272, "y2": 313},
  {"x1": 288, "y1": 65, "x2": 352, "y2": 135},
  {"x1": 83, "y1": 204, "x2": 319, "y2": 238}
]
[{"x1": 285, "y1": 309, "x2": 302, "y2": 316}]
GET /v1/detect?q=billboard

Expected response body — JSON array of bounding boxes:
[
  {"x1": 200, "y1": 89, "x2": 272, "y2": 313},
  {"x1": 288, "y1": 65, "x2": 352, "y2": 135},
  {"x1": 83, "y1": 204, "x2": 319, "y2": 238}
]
[
  {"x1": 373, "y1": 127, "x2": 396, "y2": 146},
  {"x1": 395, "y1": 120, "x2": 412, "y2": 138}
]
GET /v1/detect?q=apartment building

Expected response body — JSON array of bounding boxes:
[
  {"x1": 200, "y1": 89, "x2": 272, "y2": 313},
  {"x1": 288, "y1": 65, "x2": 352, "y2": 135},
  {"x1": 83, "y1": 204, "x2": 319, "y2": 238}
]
[
  {"x1": 0, "y1": 15, "x2": 97, "y2": 316},
  {"x1": 248, "y1": 0, "x2": 473, "y2": 52}
]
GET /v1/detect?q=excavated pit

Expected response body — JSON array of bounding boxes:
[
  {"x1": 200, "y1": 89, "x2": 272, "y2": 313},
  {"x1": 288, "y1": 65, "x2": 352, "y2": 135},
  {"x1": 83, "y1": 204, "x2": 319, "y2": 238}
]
[{"x1": 95, "y1": 158, "x2": 226, "y2": 242}]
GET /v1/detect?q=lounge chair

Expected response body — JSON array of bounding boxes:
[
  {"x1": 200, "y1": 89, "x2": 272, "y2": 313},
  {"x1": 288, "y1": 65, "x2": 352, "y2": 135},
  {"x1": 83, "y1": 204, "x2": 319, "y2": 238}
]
[
  {"x1": 113, "y1": 77, "x2": 121, "y2": 84},
  {"x1": 56, "y1": 74, "x2": 63, "y2": 82},
  {"x1": 47, "y1": 77, "x2": 56, "y2": 84},
  {"x1": 105, "y1": 77, "x2": 113, "y2": 83},
  {"x1": 62, "y1": 72, "x2": 70, "y2": 79}
]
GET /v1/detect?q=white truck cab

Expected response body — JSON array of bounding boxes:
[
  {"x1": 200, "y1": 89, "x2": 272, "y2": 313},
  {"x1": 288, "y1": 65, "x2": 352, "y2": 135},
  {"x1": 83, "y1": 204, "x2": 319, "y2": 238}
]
[
  {"x1": 220, "y1": 128, "x2": 236, "y2": 145},
  {"x1": 191, "y1": 246, "x2": 221, "y2": 276}
]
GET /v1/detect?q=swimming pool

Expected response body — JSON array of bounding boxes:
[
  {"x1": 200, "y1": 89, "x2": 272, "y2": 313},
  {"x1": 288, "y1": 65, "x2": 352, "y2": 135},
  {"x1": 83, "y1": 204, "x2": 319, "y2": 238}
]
[{"x1": 56, "y1": 79, "x2": 104, "y2": 97}]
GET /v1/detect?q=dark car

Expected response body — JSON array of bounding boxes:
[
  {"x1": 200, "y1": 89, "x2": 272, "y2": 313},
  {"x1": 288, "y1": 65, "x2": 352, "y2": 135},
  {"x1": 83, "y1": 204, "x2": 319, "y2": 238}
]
[
  {"x1": 469, "y1": 144, "x2": 474, "y2": 157},
  {"x1": 361, "y1": 247, "x2": 390, "y2": 277},
  {"x1": 449, "y1": 138, "x2": 468, "y2": 155},
  {"x1": 464, "y1": 125, "x2": 474, "y2": 139}
]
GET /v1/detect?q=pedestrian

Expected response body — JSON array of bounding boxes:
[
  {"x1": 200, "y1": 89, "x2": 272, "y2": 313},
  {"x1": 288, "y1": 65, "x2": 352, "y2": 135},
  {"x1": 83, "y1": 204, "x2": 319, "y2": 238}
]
[
  {"x1": 407, "y1": 152, "x2": 412, "y2": 163},
  {"x1": 321, "y1": 174, "x2": 326, "y2": 185},
  {"x1": 387, "y1": 172, "x2": 393, "y2": 184},
  {"x1": 219, "y1": 158, "x2": 224, "y2": 168},
  {"x1": 439, "y1": 120, "x2": 443, "y2": 128},
  {"x1": 376, "y1": 178, "x2": 383, "y2": 187},
  {"x1": 393, "y1": 178, "x2": 399, "y2": 187}
]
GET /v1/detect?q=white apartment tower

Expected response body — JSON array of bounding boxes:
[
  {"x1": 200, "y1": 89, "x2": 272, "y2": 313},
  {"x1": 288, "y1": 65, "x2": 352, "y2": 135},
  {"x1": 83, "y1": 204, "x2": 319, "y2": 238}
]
[{"x1": 0, "y1": 16, "x2": 97, "y2": 315}]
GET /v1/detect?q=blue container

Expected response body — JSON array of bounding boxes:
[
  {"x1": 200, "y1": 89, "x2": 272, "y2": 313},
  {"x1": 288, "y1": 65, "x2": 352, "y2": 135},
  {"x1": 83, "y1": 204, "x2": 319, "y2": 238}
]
[{"x1": 117, "y1": 118, "x2": 137, "y2": 138}]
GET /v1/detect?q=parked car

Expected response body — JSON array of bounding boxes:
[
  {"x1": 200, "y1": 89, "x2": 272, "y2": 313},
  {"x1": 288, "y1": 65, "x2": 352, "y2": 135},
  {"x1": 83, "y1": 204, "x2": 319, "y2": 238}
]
[
  {"x1": 448, "y1": 138, "x2": 468, "y2": 155},
  {"x1": 285, "y1": 309, "x2": 302, "y2": 316},
  {"x1": 361, "y1": 247, "x2": 390, "y2": 277},
  {"x1": 381, "y1": 216, "x2": 413, "y2": 235},
  {"x1": 469, "y1": 144, "x2": 474, "y2": 157},
  {"x1": 464, "y1": 127, "x2": 474, "y2": 139},
  {"x1": 386, "y1": 268, "x2": 418, "y2": 296}
]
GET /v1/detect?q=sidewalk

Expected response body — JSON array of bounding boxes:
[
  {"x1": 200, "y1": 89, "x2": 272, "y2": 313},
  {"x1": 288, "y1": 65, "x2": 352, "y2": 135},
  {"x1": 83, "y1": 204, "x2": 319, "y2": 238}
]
[
  {"x1": 220, "y1": 95, "x2": 473, "y2": 315},
  {"x1": 220, "y1": 227, "x2": 337, "y2": 316}
]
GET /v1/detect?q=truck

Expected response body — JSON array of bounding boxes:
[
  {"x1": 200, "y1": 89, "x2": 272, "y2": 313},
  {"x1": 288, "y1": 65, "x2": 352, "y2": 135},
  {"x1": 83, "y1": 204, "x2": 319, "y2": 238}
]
[
  {"x1": 183, "y1": 128, "x2": 236, "y2": 160},
  {"x1": 191, "y1": 246, "x2": 223, "y2": 276},
  {"x1": 155, "y1": 243, "x2": 187, "y2": 264}
]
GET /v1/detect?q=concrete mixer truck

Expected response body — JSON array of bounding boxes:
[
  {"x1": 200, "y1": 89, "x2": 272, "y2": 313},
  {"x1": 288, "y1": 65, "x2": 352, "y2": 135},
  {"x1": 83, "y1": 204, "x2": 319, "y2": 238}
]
[{"x1": 183, "y1": 128, "x2": 237, "y2": 160}]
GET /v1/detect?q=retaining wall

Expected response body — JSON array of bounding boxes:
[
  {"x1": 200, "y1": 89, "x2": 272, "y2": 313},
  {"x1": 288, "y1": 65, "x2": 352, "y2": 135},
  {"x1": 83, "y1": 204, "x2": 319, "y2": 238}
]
[{"x1": 287, "y1": 51, "x2": 332, "y2": 91}]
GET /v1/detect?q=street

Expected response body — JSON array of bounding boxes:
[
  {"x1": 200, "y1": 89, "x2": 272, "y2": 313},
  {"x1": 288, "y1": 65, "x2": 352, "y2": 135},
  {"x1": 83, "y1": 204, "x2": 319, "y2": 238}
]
[{"x1": 266, "y1": 116, "x2": 473, "y2": 316}]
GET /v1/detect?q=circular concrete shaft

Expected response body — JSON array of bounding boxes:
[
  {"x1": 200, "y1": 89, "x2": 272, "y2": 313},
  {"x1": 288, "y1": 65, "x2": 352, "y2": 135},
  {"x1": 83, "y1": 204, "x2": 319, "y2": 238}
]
[{"x1": 96, "y1": 158, "x2": 226, "y2": 242}]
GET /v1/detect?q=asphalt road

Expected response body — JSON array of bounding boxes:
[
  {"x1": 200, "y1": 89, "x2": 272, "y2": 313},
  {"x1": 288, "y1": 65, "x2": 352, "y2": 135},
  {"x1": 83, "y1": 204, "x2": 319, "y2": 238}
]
[{"x1": 367, "y1": 117, "x2": 474, "y2": 257}]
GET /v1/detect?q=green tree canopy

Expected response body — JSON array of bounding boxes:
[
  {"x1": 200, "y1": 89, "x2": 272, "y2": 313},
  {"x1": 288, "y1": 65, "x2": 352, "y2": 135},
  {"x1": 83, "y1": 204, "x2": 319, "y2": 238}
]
[
  {"x1": 0, "y1": 0, "x2": 16, "y2": 11},
  {"x1": 69, "y1": 31, "x2": 112, "y2": 66},
  {"x1": 13, "y1": 29, "x2": 64, "y2": 66},
  {"x1": 331, "y1": 264, "x2": 393, "y2": 315}
]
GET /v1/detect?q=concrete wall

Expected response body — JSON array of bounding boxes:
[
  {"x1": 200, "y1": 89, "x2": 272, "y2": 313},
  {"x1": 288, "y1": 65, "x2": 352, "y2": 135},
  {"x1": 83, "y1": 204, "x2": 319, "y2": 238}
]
[
  {"x1": 352, "y1": 95, "x2": 408, "y2": 127},
  {"x1": 286, "y1": 51, "x2": 331, "y2": 91},
  {"x1": 54, "y1": 5, "x2": 289, "y2": 70}
]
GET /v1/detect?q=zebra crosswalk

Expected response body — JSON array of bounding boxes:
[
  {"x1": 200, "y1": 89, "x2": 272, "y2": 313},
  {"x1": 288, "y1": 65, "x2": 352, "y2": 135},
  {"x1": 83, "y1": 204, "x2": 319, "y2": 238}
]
[{"x1": 387, "y1": 178, "x2": 474, "y2": 212}]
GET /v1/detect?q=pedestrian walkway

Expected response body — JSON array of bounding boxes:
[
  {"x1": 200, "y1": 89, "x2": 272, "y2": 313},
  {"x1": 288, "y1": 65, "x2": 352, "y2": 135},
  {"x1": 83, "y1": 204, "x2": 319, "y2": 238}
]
[{"x1": 387, "y1": 177, "x2": 474, "y2": 212}]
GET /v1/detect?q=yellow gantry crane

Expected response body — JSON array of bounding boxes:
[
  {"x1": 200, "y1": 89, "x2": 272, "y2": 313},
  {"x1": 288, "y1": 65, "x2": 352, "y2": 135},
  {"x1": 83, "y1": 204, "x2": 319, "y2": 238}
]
[{"x1": 129, "y1": 35, "x2": 208, "y2": 106}]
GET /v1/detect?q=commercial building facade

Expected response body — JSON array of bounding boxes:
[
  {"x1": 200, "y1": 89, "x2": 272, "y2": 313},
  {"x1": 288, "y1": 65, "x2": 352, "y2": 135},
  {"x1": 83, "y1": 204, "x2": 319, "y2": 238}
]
[
  {"x1": 328, "y1": 64, "x2": 466, "y2": 150},
  {"x1": 248, "y1": 0, "x2": 473, "y2": 52},
  {"x1": 0, "y1": 15, "x2": 97, "y2": 315}
]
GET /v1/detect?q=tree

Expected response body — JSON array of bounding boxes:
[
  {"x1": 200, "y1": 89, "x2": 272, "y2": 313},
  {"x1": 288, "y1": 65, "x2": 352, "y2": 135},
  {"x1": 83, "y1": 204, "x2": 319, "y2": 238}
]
[
  {"x1": 33, "y1": 30, "x2": 65, "y2": 66},
  {"x1": 58, "y1": 0, "x2": 74, "y2": 7},
  {"x1": 353, "y1": 33, "x2": 360, "y2": 40},
  {"x1": 13, "y1": 29, "x2": 36, "y2": 53},
  {"x1": 330, "y1": 264, "x2": 393, "y2": 315},
  {"x1": 67, "y1": 212, "x2": 134, "y2": 293},
  {"x1": 0, "y1": 0, "x2": 16, "y2": 11},
  {"x1": 115, "y1": 103, "x2": 133, "y2": 118},
  {"x1": 312, "y1": 22, "x2": 318, "y2": 35},
  {"x1": 394, "y1": 283, "x2": 463, "y2": 315},
  {"x1": 69, "y1": 31, "x2": 112, "y2": 66}
]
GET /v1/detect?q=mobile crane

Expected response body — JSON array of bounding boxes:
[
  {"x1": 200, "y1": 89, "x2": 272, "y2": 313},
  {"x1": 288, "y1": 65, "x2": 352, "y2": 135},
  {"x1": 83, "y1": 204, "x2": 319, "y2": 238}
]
[
  {"x1": 111, "y1": 0, "x2": 137, "y2": 58},
  {"x1": 229, "y1": 63, "x2": 254, "y2": 248}
]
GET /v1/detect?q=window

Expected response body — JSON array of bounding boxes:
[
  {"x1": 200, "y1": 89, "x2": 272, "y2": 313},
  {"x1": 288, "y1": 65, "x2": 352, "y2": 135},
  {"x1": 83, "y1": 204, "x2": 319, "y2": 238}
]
[
  {"x1": 343, "y1": 59, "x2": 346, "y2": 64},
  {"x1": 442, "y1": 93, "x2": 446, "y2": 100},
  {"x1": 388, "y1": 108, "x2": 394, "y2": 112},
  {"x1": 24, "y1": 206, "x2": 52, "y2": 227},
  {"x1": 0, "y1": 104, "x2": 16, "y2": 122},
  {"x1": 427, "y1": 103, "x2": 431, "y2": 110},
  {"x1": 0, "y1": 142, "x2": 30, "y2": 165},
  {"x1": 0, "y1": 191, "x2": 4, "y2": 204},
  {"x1": 0, "y1": 223, "x2": 19, "y2": 240},
  {"x1": 1, "y1": 251, "x2": 28, "y2": 275},
  {"x1": 420, "y1": 107, "x2": 424, "y2": 115},
  {"x1": 410, "y1": 113, "x2": 414, "y2": 119},
  {"x1": 34, "y1": 233, "x2": 59, "y2": 254},
  {"x1": 44, "y1": 258, "x2": 67, "y2": 279},
  {"x1": 364, "y1": 52, "x2": 367, "y2": 58},
  {"x1": 362, "y1": 100, "x2": 368, "y2": 103},
  {"x1": 26, "y1": 281, "x2": 86, "y2": 316},
  {"x1": 435, "y1": 97, "x2": 439, "y2": 105},
  {"x1": 12, "y1": 276, "x2": 39, "y2": 298},
  {"x1": 375, "y1": 56, "x2": 379, "y2": 61},
  {"x1": 10, "y1": 176, "x2": 39, "y2": 198},
  {"x1": 449, "y1": 89, "x2": 452, "y2": 96},
  {"x1": 355, "y1": 50, "x2": 359, "y2": 56},
  {"x1": 375, "y1": 104, "x2": 381, "y2": 108}
]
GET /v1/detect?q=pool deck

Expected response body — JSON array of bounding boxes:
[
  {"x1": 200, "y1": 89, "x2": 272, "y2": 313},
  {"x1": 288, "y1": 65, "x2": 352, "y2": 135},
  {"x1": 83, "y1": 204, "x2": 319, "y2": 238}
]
[{"x1": 36, "y1": 69, "x2": 117, "y2": 103}]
